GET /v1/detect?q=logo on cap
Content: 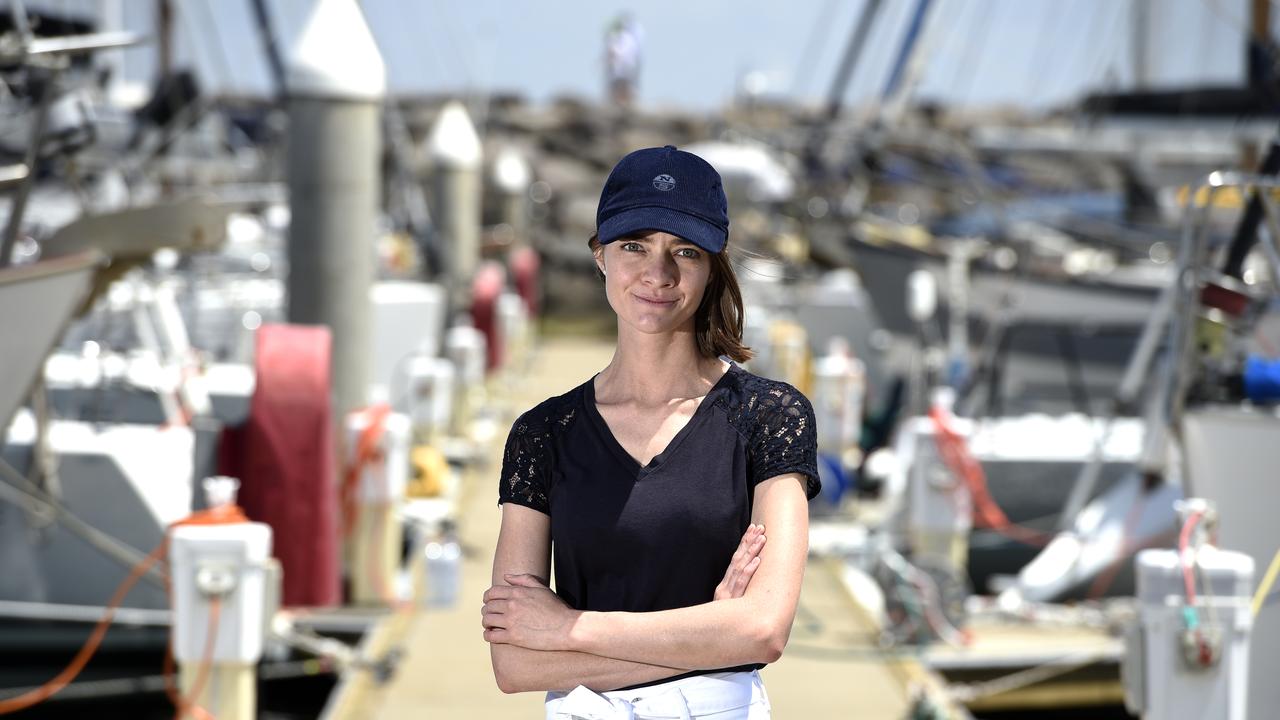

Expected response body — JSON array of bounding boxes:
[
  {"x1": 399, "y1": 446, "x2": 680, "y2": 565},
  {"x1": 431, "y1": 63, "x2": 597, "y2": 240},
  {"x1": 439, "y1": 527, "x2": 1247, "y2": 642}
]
[{"x1": 652, "y1": 174, "x2": 676, "y2": 191}]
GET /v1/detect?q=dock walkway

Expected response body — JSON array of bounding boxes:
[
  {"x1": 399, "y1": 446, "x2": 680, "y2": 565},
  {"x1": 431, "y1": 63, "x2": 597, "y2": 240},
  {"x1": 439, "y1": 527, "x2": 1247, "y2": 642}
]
[{"x1": 331, "y1": 338, "x2": 953, "y2": 719}]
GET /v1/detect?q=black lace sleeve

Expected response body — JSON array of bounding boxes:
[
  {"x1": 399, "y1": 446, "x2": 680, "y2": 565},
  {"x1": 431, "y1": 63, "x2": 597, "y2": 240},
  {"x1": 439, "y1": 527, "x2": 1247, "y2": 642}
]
[
  {"x1": 497, "y1": 410, "x2": 553, "y2": 515},
  {"x1": 747, "y1": 382, "x2": 821, "y2": 499}
]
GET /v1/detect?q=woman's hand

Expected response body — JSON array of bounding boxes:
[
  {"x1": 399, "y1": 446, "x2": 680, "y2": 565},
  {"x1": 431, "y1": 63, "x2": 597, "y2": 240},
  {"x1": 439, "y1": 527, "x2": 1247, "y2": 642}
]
[
  {"x1": 482, "y1": 573, "x2": 582, "y2": 652},
  {"x1": 713, "y1": 523, "x2": 766, "y2": 601}
]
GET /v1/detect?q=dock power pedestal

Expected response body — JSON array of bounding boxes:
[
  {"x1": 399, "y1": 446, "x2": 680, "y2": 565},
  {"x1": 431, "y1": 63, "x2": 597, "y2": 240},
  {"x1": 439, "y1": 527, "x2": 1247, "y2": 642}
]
[
  {"x1": 169, "y1": 478, "x2": 275, "y2": 720},
  {"x1": 1123, "y1": 546, "x2": 1254, "y2": 720}
]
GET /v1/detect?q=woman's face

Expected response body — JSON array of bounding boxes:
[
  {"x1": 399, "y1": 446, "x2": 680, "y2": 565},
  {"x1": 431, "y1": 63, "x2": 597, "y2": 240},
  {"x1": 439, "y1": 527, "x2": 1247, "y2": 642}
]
[{"x1": 595, "y1": 231, "x2": 712, "y2": 336}]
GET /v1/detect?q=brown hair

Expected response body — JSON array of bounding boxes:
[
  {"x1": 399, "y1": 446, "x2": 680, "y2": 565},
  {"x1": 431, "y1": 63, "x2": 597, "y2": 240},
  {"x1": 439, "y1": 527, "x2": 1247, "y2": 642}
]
[{"x1": 588, "y1": 234, "x2": 754, "y2": 363}]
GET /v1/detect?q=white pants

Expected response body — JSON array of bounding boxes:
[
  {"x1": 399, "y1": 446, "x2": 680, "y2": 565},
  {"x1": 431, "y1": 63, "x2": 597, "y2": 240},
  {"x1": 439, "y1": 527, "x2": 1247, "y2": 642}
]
[{"x1": 544, "y1": 670, "x2": 770, "y2": 720}]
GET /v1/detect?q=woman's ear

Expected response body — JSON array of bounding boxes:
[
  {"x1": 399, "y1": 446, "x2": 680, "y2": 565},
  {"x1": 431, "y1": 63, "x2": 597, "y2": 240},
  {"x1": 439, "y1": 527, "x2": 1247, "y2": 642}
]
[{"x1": 593, "y1": 246, "x2": 606, "y2": 276}]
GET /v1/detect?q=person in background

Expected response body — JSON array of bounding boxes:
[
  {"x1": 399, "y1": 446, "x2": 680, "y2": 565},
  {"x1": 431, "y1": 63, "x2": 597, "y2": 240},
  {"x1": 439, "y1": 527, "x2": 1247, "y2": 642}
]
[
  {"x1": 604, "y1": 13, "x2": 643, "y2": 108},
  {"x1": 483, "y1": 145, "x2": 820, "y2": 719}
]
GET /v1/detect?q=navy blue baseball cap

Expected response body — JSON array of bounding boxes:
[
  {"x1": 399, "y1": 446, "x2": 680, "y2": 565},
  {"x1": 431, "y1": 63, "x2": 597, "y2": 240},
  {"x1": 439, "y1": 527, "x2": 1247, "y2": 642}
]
[{"x1": 596, "y1": 145, "x2": 729, "y2": 253}]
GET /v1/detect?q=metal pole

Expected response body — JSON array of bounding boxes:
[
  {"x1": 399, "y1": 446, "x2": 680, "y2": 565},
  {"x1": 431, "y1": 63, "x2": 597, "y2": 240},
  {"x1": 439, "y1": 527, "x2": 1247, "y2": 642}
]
[
  {"x1": 1132, "y1": 0, "x2": 1149, "y2": 90},
  {"x1": 880, "y1": 0, "x2": 935, "y2": 101},
  {"x1": 822, "y1": 0, "x2": 884, "y2": 122},
  {"x1": 1, "y1": 70, "x2": 58, "y2": 268},
  {"x1": 156, "y1": 0, "x2": 173, "y2": 80},
  {"x1": 285, "y1": 0, "x2": 386, "y2": 422},
  {"x1": 427, "y1": 101, "x2": 482, "y2": 311},
  {"x1": 1250, "y1": 0, "x2": 1272, "y2": 89},
  {"x1": 249, "y1": 0, "x2": 288, "y2": 100},
  {"x1": 1222, "y1": 140, "x2": 1280, "y2": 279}
]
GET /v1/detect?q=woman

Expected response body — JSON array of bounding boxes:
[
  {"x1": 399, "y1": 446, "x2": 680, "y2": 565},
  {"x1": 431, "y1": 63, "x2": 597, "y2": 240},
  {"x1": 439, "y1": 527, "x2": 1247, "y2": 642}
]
[{"x1": 483, "y1": 145, "x2": 819, "y2": 719}]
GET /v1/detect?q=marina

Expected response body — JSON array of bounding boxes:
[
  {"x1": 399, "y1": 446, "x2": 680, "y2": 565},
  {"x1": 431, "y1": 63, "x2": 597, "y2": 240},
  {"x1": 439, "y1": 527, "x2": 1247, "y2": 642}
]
[{"x1": 1, "y1": 1, "x2": 1280, "y2": 718}]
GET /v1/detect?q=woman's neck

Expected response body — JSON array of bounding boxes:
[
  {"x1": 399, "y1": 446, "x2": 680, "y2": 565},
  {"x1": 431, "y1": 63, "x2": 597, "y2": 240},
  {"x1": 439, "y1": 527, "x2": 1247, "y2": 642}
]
[{"x1": 597, "y1": 324, "x2": 726, "y2": 404}]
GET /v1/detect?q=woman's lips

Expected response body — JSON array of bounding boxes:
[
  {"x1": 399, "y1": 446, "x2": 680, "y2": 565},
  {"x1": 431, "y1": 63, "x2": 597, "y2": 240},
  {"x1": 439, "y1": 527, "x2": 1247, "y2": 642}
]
[{"x1": 634, "y1": 294, "x2": 676, "y2": 306}]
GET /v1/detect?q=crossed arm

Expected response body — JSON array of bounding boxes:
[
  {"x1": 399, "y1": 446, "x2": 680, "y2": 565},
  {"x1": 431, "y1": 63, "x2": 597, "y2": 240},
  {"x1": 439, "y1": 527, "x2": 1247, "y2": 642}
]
[{"x1": 483, "y1": 473, "x2": 809, "y2": 694}]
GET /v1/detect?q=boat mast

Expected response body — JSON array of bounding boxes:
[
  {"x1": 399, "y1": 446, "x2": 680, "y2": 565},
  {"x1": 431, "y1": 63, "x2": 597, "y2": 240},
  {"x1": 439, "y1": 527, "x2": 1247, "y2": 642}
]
[
  {"x1": 1248, "y1": 0, "x2": 1273, "y2": 90},
  {"x1": 822, "y1": 0, "x2": 885, "y2": 124},
  {"x1": 1223, "y1": 0, "x2": 1280, "y2": 280},
  {"x1": 249, "y1": 0, "x2": 288, "y2": 100},
  {"x1": 880, "y1": 0, "x2": 935, "y2": 105},
  {"x1": 804, "y1": 0, "x2": 884, "y2": 174},
  {"x1": 156, "y1": 0, "x2": 172, "y2": 80},
  {"x1": 1131, "y1": 0, "x2": 1149, "y2": 89}
]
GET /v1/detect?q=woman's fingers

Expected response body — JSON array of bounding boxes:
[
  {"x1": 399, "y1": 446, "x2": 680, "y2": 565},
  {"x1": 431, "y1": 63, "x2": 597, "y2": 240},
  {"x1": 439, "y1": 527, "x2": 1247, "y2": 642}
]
[
  {"x1": 482, "y1": 574, "x2": 549, "y2": 604},
  {"x1": 735, "y1": 524, "x2": 762, "y2": 559},
  {"x1": 729, "y1": 539, "x2": 765, "y2": 594},
  {"x1": 714, "y1": 525, "x2": 767, "y2": 600},
  {"x1": 738, "y1": 529, "x2": 765, "y2": 570},
  {"x1": 732, "y1": 555, "x2": 763, "y2": 594},
  {"x1": 481, "y1": 595, "x2": 510, "y2": 632},
  {"x1": 481, "y1": 600, "x2": 510, "y2": 631},
  {"x1": 728, "y1": 524, "x2": 762, "y2": 564},
  {"x1": 482, "y1": 585, "x2": 521, "y2": 603},
  {"x1": 504, "y1": 573, "x2": 549, "y2": 588}
]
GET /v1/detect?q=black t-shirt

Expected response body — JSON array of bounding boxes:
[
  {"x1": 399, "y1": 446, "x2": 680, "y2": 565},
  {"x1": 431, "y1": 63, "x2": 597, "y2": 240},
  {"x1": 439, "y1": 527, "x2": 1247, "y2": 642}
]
[{"x1": 496, "y1": 362, "x2": 820, "y2": 689}]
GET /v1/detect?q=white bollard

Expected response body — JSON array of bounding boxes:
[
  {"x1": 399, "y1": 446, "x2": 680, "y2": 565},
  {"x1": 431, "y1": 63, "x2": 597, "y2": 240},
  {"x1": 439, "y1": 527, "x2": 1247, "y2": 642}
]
[
  {"x1": 491, "y1": 147, "x2": 532, "y2": 245},
  {"x1": 427, "y1": 101, "x2": 483, "y2": 308},
  {"x1": 422, "y1": 519, "x2": 462, "y2": 609},
  {"x1": 496, "y1": 291, "x2": 529, "y2": 377},
  {"x1": 812, "y1": 337, "x2": 866, "y2": 456},
  {"x1": 406, "y1": 355, "x2": 455, "y2": 443},
  {"x1": 766, "y1": 319, "x2": 810, "y2": 394},
  {"x1": 446, "y1": 324, "x2": 488, "y2": 435},
  {"x1": 345, "y1": 410, "x2": 411, "y2": 605},
  {"x1": 906, "y1": 389, "x2": 972, "y2": 574}
]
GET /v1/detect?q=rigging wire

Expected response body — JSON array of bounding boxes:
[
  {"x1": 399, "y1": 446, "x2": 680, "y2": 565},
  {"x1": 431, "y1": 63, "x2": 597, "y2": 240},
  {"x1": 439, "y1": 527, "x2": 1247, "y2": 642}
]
[
  {"x1": 936, "y1": 0, "x2": 978, "y2": 95},
  {"x1": 0, "y1": 658, "x2": 332, "y2": 704},
  {"x1": 1252, "y1": 546, "x2": 1280, "y2": 618},
  {"x1": 1049, "y1": 0, "x2": 1112, "y2": 102},
  {"x1": 789, "y1": 0, "x2": 841, "y2": 98},
  {"x1": 430, "y1": 1, "x2": 476, "y2": 93},
  {"x1": 404, "y1": 2, "x2": 457, "y2": 96},
  {"x1": 1082, "y1": 1, "x2": 1130, "y2": 92},
  {"x1": 0, "y1": 543, "x2": 166, "y2": 715},
  {"x1": 955, "y1": 0, "x2": 994, "y2": 106},
  {"x1": 1021, "y1": 1, "x2": 1064, "y2": 102},
  {"x1": 0, "y1": 455, "x2": 168, "y2": 587},
  {"x1": 948, "y1": 648, "x2": 1111, "y2": 703},
  {"x1": 1195, "y1": 0, "x2": 1216, "y2": 83},
  {"x1": 193, "y1": 0, "x2": 239, "y2": 97},
  {"x1": 1199, "y1": 0, "x2": 1251, "y2": 38},
  {"x1": 852, "y1": 0, "x2": 903, "y2": 110}
]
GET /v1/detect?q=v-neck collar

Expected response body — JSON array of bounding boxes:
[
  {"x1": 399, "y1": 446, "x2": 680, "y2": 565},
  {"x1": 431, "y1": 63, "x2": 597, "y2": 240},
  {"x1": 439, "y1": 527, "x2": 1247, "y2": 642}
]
[{"x1": 584, "y1": 362, "x2": 737, "y2": 475}]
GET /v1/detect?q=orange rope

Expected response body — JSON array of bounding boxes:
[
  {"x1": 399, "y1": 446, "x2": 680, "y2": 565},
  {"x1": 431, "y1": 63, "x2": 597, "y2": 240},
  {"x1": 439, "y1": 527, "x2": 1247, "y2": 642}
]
[
  {"x1": 0, "y1": 543, "x2": 165, "y2": 715},
  {"x1": 1087, "y1": 490, "x2": 1149, "y2": 599},
  {"x1": 341, "y1": 404, "x2": 392, "y2": 539},
  {"x1": 364, "y1": 494, "x2": 413, "y2": 613},
  {"x1": 928, "y1": 405, "x2": 1051, "y2": 547},
  {"x1": 0, "y1": 502, "x2": 252, "y2": 715},
  {"x1": 341, "y1": 405, "x2": 411, "y2": 609},
  {"x1": 170, "y1": 598, "x2": 221, "y2": 720}
]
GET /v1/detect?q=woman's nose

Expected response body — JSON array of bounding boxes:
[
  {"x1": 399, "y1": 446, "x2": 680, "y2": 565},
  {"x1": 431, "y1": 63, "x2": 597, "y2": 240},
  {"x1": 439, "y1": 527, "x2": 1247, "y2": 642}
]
[{"x1": 641, "y1": 253, "x2": 677, "y2": 286}]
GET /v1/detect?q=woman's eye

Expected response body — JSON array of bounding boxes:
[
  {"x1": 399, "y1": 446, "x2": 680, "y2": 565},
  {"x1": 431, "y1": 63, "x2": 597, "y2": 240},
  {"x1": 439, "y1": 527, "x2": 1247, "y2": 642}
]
[
  {"x1": 621, "y1": 242, "x2": 642, "y2": 252},
  {"x1": 677, "y1": 248, "x2": 700, "y2": 259}
]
